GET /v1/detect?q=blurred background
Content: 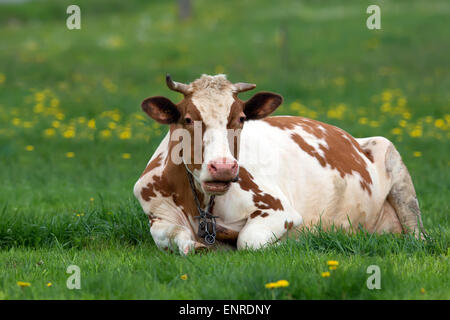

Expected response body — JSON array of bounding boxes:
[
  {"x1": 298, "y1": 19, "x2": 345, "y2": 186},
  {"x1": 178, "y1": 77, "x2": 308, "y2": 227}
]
[{"x1": 0, "y1": 0, "x2": 448, "y2": 247}]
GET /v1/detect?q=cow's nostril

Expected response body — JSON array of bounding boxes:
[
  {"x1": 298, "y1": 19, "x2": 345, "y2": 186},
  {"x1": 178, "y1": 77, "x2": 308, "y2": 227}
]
[{"x1": 208, "y1": 163, "x2": 217, "y2": 173}]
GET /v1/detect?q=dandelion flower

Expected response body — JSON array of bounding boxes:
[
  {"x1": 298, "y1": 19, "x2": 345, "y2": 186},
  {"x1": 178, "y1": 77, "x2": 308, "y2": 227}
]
[
  {"x1": 420, "y1": 288, "x2": 426, "y2": 294},
  {"x1": 265, "y1": 280, "x2": 289, "y2": 289},
  {"x1": 66, "y1": 152, "x2": 75, "y2": 158},
  {"x1": 87, "y1": 119, "x2": 96, "y2": 129},
  {"x1": 413, "y1": 151, "x2": 422, "y2": 157},
  {"x1": 25, "y1": 145, "x2": 34, "y2": 151},
  {"x1": 180, "y1": 274, "x2": 188, "y2": 280},
  {"x1": 17, "y1": 281, "x2": 31, "y2": 287},
  {"x1": 122, "y1": 153, "x2": 131, "y2": 159},
  {"x1": 327, "y1": 260, "x2": 339, "y2": 267},
  {"x1": 275, "y1": 280, "x2": 289, "y2": 287},
  {"x1": 43, "y1": 128, "x2": 56, "y2": 137},
  {"x1": 321, "y1": 272, "x2": 331, "y2": 278},
  {"x1": 47, "y1": 282, "x2": 52, "y2": 287}
]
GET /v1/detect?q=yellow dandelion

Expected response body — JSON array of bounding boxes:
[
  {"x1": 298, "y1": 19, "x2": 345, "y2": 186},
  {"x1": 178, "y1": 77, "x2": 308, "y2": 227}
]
[
  {"x1": 25, "y1": 145, "x2": 34, "y2": 151},
  {"x1": 66, "y1": 152, "x2": 75, "y2": 158},
  {"x1": 409, "y1": 127, "x2": 422, "y2": 138},
  {"x1": 17, "y1": 281, "x2": 31, "y2": 287},
  {"x1": 0, "y1": 73, "x2": 5, "y2": 84},
  {"x1": 180, "y1": 274, "x2": 188, "y2": 280},
  {"x1": 122, "y1": 153, "x2": 131, "y2": 159},
  {"x1": 50, "y1": 98, "x2": 60, "y2": 108},
  {"x1": 265, "y1": 282, "x2": 277, "y2": 289},
  {"x1": 413, "y1": 151, "x2": 422, "y2": 157},
  {"x1": 275, "y1": 280, "x2": 289, "y2": 287},
  {"x1": 56, "y1": 113, "x2": 65, "y2": 120},
  {"x1": 63, "y1": 129, "x2": 75, "y2": 139},
  {"x1": 33, "y1": 103, "x2": 45, "y2": 113},
  {"x1": 87, "y1": 119, "x2": 96, "y2": 129},
  {"x1": 52, "y1": 120, "x2": 60, "y2": 128},
  {"x1": 381, "y1": 90, "x2": 392, "y2": 102},
  {"x1": 369, "y1": 121, "x2": 380, "y2": 128},
  {"x1": 434, "y1": 119, "x2": 444, "y2": 129},
  {"x1": 108, "y1": 122, "x2": 117, "y2": 129},
  {"x1": 12, "y1": 118, "x2": 21, "y2": 126},
  {"x1": 420, "y1": 287, "x2": 426, "y2": 294},
  {"x1": 119, "y1": 130, "x2": 131, "y2": 140},
  {"x1": 321, "y1": 272, "x2": 331, "y2": 278},
  {"x1": 402, "y1": 112, "x2": 411, "y2": 120},
  {"x1": 397, "y1": 97, "x2": 407, "y2": 107},
  {"x1": 100, "y1": 129, "x2": 112, "y2": 138},
  {"x1": 358, "y1": 117, "x2": 368, "y2": 125},
  {"x1": 380, "y1": 103, "x2": 391, "y2": 113},
  {"x1": 43, "y1": 128, "x2": 56, "y2": 137},
  {"x1": 34, "y1": 92, "x2": 45, "y2": 102},
  {"x1": 47, "y1": 282, "x2": 52, "y2": 287},
  {"x1": 391, "y1": 128, "x2": 402, "y2": 135},
  {"x1": 399, "y1": 120, "x2": 407, "y2": 128},
  {"x1": 329, "y1": 266, "x2": 337, "y2": 270},
  {"x1": 90, "y1": 197, "x2": 94, "y2": 202}
]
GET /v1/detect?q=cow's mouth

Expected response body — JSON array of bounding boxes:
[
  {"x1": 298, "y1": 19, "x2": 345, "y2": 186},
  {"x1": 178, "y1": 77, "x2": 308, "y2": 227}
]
[{"x1": 202, "y1": 181, "x2": 232, "y2": 194}]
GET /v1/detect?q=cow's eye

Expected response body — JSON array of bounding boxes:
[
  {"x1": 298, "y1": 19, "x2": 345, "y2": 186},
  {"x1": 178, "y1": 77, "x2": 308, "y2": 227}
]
[
  {"x1": 239, "y1": 116, "x2": 246, "y2": 123},
  {"x1": 184, "y1": 117, "x2": 192, "y2": 125}
]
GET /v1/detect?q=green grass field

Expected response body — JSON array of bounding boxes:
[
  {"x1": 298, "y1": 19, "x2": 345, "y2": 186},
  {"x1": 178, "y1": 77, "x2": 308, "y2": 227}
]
[{"x1": 0, "y1": 0, "x2": 448, "y2": 299}]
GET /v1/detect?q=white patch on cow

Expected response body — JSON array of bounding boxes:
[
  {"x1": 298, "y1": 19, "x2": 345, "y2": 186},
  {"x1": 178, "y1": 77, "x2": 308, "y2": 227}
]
[{"x1": 190, "y1": 74, "x2": 237, "y2": 181}]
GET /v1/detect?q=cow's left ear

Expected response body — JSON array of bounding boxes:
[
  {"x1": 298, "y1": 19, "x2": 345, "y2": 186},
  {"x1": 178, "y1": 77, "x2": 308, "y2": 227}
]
[{"x1": 243, "y1": 92, "x2": 283, "y2": 120}]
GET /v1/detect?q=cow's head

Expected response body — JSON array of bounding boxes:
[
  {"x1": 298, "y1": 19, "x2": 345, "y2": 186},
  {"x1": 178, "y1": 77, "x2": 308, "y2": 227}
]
[{"x1": 141, "y1": 74, "x2": 282, "y2": 195}]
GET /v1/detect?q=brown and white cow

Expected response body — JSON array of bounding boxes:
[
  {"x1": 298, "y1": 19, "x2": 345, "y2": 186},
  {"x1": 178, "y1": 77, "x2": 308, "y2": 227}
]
[{"x1": 134, "y1": 74, "x2": 425, "y2": 255}]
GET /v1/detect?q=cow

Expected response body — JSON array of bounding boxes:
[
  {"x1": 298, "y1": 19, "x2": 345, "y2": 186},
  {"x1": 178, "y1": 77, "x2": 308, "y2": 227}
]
[{"x1": 133, "y1": 74, "x2": 425, "y2": 255}]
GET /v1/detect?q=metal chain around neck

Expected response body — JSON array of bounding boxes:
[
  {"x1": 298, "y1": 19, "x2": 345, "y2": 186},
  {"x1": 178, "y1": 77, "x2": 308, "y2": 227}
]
[{"x1": 186, "y1": 169, "x2": 217, "y2": 245}]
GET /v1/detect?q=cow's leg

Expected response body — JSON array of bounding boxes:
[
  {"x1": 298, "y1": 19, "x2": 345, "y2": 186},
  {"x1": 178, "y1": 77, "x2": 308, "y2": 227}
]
[
  {"x1": 384, "y1": 143, "x2": 426, "y2": 237},
  {"x1": 150, "y1": 218, "x2": 206, "y2": 255},
  {"x1": 359, "y1": 137, "x2": 425, "y2": 238},
  {"x1": 237, "y1": 208, "x2": 302, "y2": 250}
]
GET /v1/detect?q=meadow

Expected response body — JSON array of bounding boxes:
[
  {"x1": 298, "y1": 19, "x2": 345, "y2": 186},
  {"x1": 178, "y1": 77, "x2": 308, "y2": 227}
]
[{"x1": 0, "y1": 0, "x2": 448, "y2": 299}]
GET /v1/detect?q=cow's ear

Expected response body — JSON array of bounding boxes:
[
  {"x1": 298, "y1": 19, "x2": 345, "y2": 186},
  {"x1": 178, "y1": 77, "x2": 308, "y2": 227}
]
[
  {"x1": 243, "y1": 92, "x2": 283, "y2": 120},
  {"x1": 141, "y1": 96, "x2": 181, "y2": 124}
]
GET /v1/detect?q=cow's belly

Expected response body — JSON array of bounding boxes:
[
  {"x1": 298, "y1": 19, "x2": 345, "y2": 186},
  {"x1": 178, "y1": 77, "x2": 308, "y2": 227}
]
[{"x1": 223, "y1": 119, "x2": 394, "y2": 232}]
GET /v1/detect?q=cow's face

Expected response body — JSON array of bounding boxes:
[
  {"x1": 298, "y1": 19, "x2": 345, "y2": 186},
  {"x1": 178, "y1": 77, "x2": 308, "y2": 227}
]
[{"x1": 142, "y1": 74, "x2": 282, "y2": 195}]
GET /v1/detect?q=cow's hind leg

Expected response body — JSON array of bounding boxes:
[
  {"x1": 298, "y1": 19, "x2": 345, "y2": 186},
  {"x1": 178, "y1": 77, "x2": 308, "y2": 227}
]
[{"x1": 384, "y1": 142, "x2": 426, "y2": 238}]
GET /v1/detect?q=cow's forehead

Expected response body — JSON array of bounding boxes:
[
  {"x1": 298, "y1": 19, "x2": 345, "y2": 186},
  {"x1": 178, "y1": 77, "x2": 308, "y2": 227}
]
[{"x1": 190, "y1": 74, "x2": 235, "y2": 127}]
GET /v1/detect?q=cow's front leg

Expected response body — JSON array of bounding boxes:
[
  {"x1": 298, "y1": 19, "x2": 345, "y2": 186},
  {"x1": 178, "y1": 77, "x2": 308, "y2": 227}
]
[
  {"x1": 237, "y1": 209, "x2": 302, "y2": 250},
  {"x1": 150, "y1": 219, "x2": 206, "y2": 255}
]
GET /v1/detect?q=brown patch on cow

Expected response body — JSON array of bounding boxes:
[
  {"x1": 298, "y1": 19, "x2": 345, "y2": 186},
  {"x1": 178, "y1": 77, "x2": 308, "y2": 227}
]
[
  {"x1": 140, "y1": 152, "x2": 163, "y2": 178},
  {"x1": 261, "y1": 212, "x2": 269, "y2": 218},
  {"x1": 215, "y1": 225, "x2": 239, "y2": 245},
  {"x1": 238, "y1": 167, "x2": 284, "y2": 211},
  {"x1": 265, "y1": 116, "x2": 373, "y2": 195},
  {"x1": 250, "y1": 210, "x2": 262, "y2": 218},
  {"x1": 363, "y1": 149, "x2": 374, "y2": 163}
]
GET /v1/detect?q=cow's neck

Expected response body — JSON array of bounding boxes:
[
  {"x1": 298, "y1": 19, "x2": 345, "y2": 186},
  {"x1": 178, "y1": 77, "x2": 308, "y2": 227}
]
[{"x1": 165, "y1": 139, "x2": 210, "y2": 212}]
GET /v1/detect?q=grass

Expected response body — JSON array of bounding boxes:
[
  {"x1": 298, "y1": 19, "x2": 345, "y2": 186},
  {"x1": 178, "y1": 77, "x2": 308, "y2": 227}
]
[{"x1": 0, "y1": 0, "x2": 449, "y2": 299}]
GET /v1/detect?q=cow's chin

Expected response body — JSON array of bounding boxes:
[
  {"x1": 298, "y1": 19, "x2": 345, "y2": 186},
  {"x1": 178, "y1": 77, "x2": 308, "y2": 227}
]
[{"x1": 202, "y1": 181, "x2": 232, "y2": 195}]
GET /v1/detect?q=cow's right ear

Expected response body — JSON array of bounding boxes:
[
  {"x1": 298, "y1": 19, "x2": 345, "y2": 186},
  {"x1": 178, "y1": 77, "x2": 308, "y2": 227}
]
[{"x1": 141, "y1": 96, "x2": 181, "y2": 124}]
